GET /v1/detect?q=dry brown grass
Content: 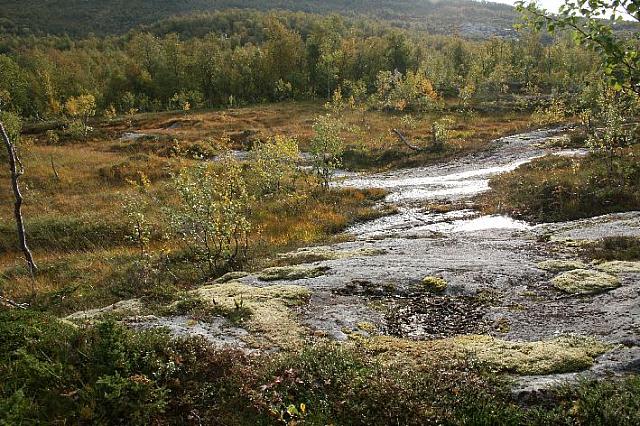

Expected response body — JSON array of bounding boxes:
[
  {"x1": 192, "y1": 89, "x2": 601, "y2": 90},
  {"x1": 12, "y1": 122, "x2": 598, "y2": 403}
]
[{"x1": 1, "y1": 102, "x2": 535, "y2": 312}]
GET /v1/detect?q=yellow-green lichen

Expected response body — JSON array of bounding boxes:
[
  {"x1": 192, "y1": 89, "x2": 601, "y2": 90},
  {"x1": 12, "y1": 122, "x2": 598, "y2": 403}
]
[
  {"x1": 494, "y1": 317, "x2": 511, "y2": 333},
  {"x1": 594, "y1": 261, "x2": 640, "y2": 274},
  {"x1": 549, "y1": 237, "x2": 594, "y2": 248},
  {"x1": 451, "y1": 335, "x2": 608, "y2": 375},
  {"x1": 356, "y1": 321, "x2": 377, "y2": 334},
  {"x1": 66, "y1": 299, "x2": 143, "y2": 321},
  {"x1": 215, "y1": 271, "x2": 250, "y2": 283},
  {"x1": 361, "y1": 334, "x2": 609, "y2": 375},
  {"x1": 258, "y1": 265, "x2": 329, "y2": 281},
  {"x1": 193, "y1": 282, "x2": 311, "y2": 349},
  {"x1": 277, "y1": 246, "x2": 386, "y2": 265},
  {"x1": 421, "y1": 276, "x2": 448, "y2": 292},
  {"x1": 551, "y1": 269, "x2": 620, "y2": 294},
  {"x1": 537, "y1": 259, "x2": 588, "y2": 272}
]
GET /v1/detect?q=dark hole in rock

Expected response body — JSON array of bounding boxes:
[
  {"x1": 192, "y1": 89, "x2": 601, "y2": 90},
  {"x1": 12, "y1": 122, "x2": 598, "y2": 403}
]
[{"x1": 386, "y1": 296, "x2": 488, "y2": 340}]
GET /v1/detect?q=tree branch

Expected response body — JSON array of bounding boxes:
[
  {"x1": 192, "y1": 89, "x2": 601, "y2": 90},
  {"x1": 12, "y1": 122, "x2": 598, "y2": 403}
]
[
  {"x1": 1, "y1": 119, "x2": 38, "y2": 276},
  {"x1": 392, "y1": 128, "x2": 426, "y2": 152}
]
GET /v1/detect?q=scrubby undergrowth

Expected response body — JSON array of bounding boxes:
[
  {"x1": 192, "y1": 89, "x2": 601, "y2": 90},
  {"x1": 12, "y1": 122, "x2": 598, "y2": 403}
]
[
  {"x1": 1, "y1": 309, "x2": 638, "y2": 425},
  {"x1": 478, "y1": 145, "x2": 640, "y2": 223}
]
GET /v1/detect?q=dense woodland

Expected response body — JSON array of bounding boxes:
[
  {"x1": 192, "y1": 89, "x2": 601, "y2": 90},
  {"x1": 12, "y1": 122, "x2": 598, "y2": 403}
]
[
  {"x1": 0, "y1": 9, "x2": 598, "y2": 120},
  {"x1": 0, "y1": 0, "x2": 519, "y2": 36}
]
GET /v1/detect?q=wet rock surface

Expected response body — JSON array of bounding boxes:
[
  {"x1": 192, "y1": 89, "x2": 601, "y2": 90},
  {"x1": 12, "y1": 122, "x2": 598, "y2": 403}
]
[
  {"x1": 274, "y1": 126, "x2": 637, "y2": 388},
  {"x1": 104, "y1": 126, "x2": 639, "y2": 392}
]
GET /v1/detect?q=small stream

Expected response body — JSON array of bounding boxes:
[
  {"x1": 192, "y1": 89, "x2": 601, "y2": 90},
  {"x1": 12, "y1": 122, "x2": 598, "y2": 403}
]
[{"x1": 337, "y1": 129, "x2": 569, "y2": 238}]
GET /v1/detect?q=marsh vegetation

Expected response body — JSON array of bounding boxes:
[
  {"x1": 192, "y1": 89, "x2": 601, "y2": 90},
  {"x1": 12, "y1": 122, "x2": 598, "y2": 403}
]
[{"x1": 1, "y1": 0, "x2": 639, "y2": 424}]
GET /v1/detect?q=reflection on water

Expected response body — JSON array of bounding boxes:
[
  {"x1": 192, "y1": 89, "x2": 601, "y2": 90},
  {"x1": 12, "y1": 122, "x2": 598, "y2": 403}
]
[
  {"x1": 419, "y1": 214, "x2": 531, "y2": 233},
  {"x1": 347, "y1": 207, "x2": 530, "y2": 238},
  {"x1": 342, "y1": 158, "x2": 536, "y2": 202},
  {"x1": 340, "y1": 152, "x2": 542, "y2": 238}
]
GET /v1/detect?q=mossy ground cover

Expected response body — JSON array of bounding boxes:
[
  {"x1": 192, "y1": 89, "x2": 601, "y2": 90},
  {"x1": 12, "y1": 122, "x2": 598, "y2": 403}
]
[
  {"x1": 273, "y1": 246, "x2": 386, "y2": 266},
  {"x1": 257, "y1": 265, "x2": 330, "y2": 282},
  {"x1": 2, "y1": 309, "x2": 638, "y2": 425},
  {"x1": 192, "y1": 282, "x2": 311, "y2": 349},
  {"x1": 537, "y1": 259, "x2": 589, "y2": 272},
  {"x1": 361, "y1": 334, "x2": 609, "y2": 376},
  {"x1": 551, "y1": 269, "x2": 621, "y2": 294}
]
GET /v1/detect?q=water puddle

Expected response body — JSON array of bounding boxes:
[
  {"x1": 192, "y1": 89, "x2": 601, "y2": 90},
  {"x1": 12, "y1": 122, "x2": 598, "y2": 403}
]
[
  {"x1": 417, "y1": 214, "x2": 531, "y2": 233},
  {"x1": 348, "y1": 207, "x2": 530, "y2": 238},
  {"x1": 342, "y1": 157, "x2": 537, "y2": 202}
]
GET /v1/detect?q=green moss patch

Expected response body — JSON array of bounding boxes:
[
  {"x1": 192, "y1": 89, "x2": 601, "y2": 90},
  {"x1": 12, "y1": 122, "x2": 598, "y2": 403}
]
[
  {"x1": 595, "y1": 261, "x2": 640, "y2": 274},
  {"x1": 551, "y1": 269, "x2": 620, "y2": 294},
  {"x1": 421, "y1": 276, "x2": 448, "y2": 292},
  {"x1": 537, "y1": 259, "x2": 588, "y2": 272},
  {"x1": 193, "y1": 282, "x2": 311, "y2": 349},
  {"x1": 277, "y1": 246, "x2": 386, "y2": 265},
  {"x1": 258, "y1": 265, "x2": 330, "y2": 281},
  {"x1": 363, "y1": 335, "x2": 609, "y2": 375}
]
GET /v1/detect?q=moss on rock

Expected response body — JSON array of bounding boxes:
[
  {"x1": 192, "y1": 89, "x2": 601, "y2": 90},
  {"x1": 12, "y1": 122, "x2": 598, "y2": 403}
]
[
  {"x1": 277, "y1": 246, "x2": 386, "y2": 265},
  {"x1": 362, "y1": 334, "x2": 609, "y2": 375},
  {"x1": 451, "y1": 335, "x2": 608, "y2": 375},
  {"x1": 551, "y1": 269, "x2": 620, "y2": 294},
  {"x1": 215, "y1": 271, "x2": 250, "y2": 283},
  {"x1": 594, "y1": 261, "x2": 640, "y2": 274},
  {"x1": 421, "y1": 276, "x2": 448, "y2": 292},
  {"x1": 194, "y1": 282, "x2": 311, "y2": 349},
  {"x1": 537, "y1": 259, "x2": 588, "y2": 272},
  {"x1": 66, "y1": 299, "x2": 143, "y2": 321},
  {"x1": 258, "y1": 265, "x2": 330, "y2": 281}
]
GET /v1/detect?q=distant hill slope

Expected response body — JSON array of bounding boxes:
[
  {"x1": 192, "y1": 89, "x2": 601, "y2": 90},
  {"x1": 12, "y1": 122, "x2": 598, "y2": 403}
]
[{"x1": 0, "y1": 0, "x2": 519, "y2": 37}]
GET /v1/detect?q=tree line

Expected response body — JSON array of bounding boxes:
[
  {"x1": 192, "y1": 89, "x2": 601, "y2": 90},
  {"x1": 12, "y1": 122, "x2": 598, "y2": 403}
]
[{"x1": 0, "y1": 10, "x2": 600, "y2": 120}]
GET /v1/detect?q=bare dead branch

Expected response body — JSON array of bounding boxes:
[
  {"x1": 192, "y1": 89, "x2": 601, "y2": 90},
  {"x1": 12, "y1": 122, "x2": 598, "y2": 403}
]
[
  {"x1": 392, "y1": 128, "x2": 426, "y2": 152},
  {"x1": 1, "y1": 119, "x2": 38, "y2": 276},
  {"x1": 0, "y1": 294, "x2": 28, "y2": 309}
]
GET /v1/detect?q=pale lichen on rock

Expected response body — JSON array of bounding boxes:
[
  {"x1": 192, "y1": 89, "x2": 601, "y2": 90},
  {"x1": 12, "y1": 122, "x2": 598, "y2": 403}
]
[
  {"x1": 66, "y1": 299, "x2": 143, "y2": 321},
  {"x1": 361, "y1": 334, "x2": 609, "y2": 375},
  {"x1": 258, "y1": 265, "x2": 330, "y2": 281},
  {"x1": 277, "y1": 246, "x2": 386, "y2": 264},
  {"x1": 194, "y1": 282, "x2": 311, "y2": 349},
  {"x1": 551, "y1": 269, "x2": 620, "y2": 294},
  {"x1": 214, "y1": 271, "x2": 251, "y2": 283},
  {"x1": 594, "y1": 261, "x2": 640, "y2": 274},
  {"x1": 537, "y1": 259, "x2": 588, "y2": 272}
]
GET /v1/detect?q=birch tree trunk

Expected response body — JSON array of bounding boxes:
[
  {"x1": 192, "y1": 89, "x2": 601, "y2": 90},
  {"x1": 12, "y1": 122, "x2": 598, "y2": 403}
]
[{"x1": 1, "y1": 119, "x2": 38, "y2": 276}]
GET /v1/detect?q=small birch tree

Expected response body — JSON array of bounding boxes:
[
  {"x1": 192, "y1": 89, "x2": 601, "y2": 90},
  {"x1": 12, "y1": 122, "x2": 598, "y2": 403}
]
[
  {"x1": 310, "y1": 114, "x2": 345, "y2": 188},
  {"x1": 168, "y1": 156, "x2": 251, "y2": 273},
  {"x1": 250, "y1": 135, "x2": 300, "y2": 195}
]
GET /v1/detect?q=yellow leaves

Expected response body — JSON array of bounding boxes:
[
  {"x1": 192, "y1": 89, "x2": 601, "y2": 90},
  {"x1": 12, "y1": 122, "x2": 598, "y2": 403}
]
[
  {"x1": 64, "y1": 94, "x2": 96, "y2": 119},
  {"x1": 417, "y1": 76, "x2": 438, "y2": 101}
]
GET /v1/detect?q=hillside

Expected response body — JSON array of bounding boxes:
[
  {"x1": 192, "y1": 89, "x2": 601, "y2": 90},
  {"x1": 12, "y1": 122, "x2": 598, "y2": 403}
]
[{"x1": 0, "y1": 0, "x2": 518, "y2": 37}]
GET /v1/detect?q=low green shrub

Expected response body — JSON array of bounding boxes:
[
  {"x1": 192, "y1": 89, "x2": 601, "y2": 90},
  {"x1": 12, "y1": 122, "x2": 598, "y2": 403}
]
[
  {"x1": 1, "y1": 310, "x2": 639, "y2": 425},
  {"x1": 480, "y1": 147, "x2": 640, "y2": 222},
  {"x1": 582, "y1": 236, "x2": 640, "y2": 261}
]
